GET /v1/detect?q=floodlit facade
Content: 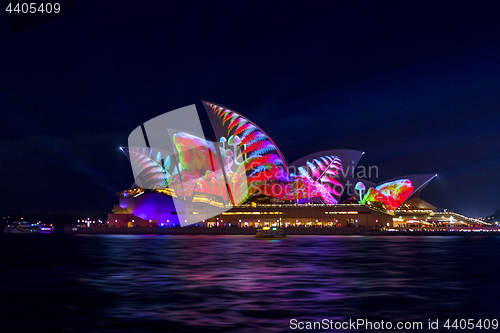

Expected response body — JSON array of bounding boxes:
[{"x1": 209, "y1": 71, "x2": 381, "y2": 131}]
[{"x1": 107, "y1": 101, "x2": 483, "y2": 229}]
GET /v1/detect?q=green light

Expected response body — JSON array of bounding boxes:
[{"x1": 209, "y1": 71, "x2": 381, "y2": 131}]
[{"x1": 272, "y1": 227, "x2": 277, "y2": 230}]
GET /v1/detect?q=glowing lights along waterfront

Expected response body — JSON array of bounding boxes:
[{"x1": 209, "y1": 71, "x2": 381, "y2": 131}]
[{"x1": 68, "y1": 102, "x2": 488, "y2": 233}]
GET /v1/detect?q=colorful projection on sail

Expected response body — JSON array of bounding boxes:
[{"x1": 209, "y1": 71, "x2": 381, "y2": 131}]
[
  {"x1": 124, "y1": 128, "x2": 252, "y2": 206},
  {"x1": 360, "y1": 179, "x2": 414, "y2": 210},
  {"x1": 203, "y1": 102, "x2": 345, "y2": 204},
  {"x1": 124, "y1": 102, "x2": 352, "y2": 206},
  {"x1": 296, "y1": 155, "x2": 343, "y2": 204},
  {"x1": 203, "y1": 102, "x2": 289, "y2": 182}
]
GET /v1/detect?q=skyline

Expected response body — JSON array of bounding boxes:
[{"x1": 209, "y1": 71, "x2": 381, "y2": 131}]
[{"x1": 1, "y1": 1, "x2": 499, "y2": 217}]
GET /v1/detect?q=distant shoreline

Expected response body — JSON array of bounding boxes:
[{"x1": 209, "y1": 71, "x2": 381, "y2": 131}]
[{"x1": 61, "y1": 226, "x2": 500, "y2": 236}]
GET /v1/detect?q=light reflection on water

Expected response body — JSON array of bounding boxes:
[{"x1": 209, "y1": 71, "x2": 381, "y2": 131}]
[{"x1": 1, "y1": 235, "x2": 500, "y2": 332}]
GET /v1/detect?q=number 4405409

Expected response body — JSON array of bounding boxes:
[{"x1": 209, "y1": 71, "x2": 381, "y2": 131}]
[
  {"x1": 5, "y1": 3, "x2": 61, "y2": 14},
  {"x1": 444, "y1": 319, "x2": 498, "y2": 330}
]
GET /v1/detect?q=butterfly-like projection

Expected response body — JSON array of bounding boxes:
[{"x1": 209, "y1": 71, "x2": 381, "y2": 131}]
[
  {"x1": 355, "y1": 174, "x2": 437, "y2": 210},
  {"x1": 360, "y1": 179, "x2": 414, "y2": 210}
]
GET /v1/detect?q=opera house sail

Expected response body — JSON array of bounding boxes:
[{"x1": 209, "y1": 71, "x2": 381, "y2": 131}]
[{"x1": 105, "y1": 101, "x2": 481, "y2": 229}]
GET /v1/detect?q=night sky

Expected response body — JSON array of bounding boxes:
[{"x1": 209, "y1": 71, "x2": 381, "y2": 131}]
[{"x1": 1, "y1": 1, "x2": 499, "y2": 218}]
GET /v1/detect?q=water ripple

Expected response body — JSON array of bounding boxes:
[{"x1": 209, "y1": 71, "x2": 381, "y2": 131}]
[{"x1": 1, "y1": 235, "x2": 500, "y2": 332}]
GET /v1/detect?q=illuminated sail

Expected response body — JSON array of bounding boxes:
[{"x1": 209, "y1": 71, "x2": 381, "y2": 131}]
[{"x1": 203, "y1": 101, "x2": 289, "y2": 183}]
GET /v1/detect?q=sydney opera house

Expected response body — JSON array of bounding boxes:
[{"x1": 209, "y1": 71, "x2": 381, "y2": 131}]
[{"x1": 107, "y1": 101, "x2": 483, "y2": 230}]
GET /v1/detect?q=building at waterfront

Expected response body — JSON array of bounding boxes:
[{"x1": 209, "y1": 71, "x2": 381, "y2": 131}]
[{"x1": 107, "y1": 101, "x2": 484, "y2": 229}]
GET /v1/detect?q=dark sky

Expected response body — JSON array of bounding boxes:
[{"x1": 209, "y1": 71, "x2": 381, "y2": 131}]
[{"x1": 1, "y1": 1, "x2": 499, "y2": 218}]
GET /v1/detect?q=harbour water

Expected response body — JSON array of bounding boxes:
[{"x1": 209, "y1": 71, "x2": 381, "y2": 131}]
[{"x1": 1, "y1": 235, "x2": 499, "y2": 332}]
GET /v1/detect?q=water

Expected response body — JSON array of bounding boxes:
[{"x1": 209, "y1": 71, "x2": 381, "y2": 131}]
[{"x1": 1, "y1": 235, "x2": 499, "y2": 332}]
